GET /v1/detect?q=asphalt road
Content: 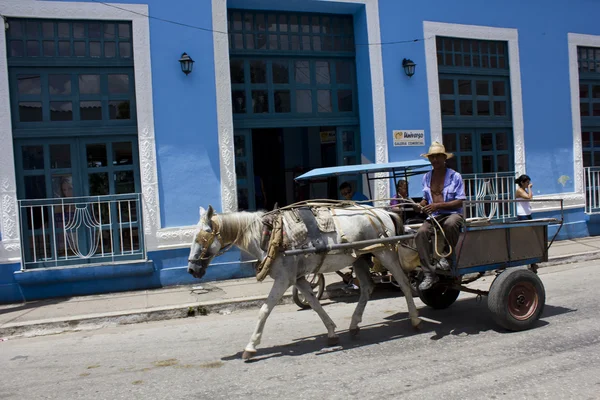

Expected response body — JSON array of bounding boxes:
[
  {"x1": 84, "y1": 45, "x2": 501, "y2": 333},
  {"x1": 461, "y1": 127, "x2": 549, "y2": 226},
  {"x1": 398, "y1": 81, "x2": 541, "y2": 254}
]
[{"x1": 1, "y1": 261, "x2": 599, "y2": 400}]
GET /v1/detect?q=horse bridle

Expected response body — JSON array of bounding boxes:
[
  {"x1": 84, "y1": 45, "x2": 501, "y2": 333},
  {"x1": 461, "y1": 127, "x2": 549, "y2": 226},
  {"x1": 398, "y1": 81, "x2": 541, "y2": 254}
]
[{"x1": 188, "y1": 217, "x2": 233, "y2": 264}]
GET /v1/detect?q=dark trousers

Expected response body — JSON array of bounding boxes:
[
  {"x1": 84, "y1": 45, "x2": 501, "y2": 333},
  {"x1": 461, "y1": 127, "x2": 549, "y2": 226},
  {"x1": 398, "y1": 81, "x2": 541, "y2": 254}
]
[{"x1": 415, "y1": 213, "x2": 464, "y2": 275}]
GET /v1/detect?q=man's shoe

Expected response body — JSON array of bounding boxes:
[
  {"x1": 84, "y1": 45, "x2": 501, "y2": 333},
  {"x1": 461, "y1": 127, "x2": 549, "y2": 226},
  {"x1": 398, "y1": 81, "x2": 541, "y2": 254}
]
[
  {"x1": 437, "y1": 258, "x2": 451, "y2": 271},
  {"x1": 418, "y1": 274, "x2": 439, "y2": 291}
]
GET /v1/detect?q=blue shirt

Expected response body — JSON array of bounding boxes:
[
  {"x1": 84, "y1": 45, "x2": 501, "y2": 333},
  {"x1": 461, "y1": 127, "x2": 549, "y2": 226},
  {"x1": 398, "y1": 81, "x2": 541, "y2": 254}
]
[
  {"x1": 422, "y1": 168, "x2": 466, "y2": 217},
  {"x1": 352, "y1": 191, "x2": 373, "y2": 206}
]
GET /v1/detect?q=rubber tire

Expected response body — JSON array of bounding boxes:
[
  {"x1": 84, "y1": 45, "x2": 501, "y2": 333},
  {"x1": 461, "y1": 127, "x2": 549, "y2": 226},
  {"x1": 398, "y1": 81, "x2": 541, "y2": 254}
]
[
  {"x1": 418, "y1": 280, "x2": 460, "y2": 309},
  {"x1": 292, "y1": 273, "x2": 325, "y2": 309},
  {"x1": 488, "y1": 268, "x2": 545, "y2": 331}
]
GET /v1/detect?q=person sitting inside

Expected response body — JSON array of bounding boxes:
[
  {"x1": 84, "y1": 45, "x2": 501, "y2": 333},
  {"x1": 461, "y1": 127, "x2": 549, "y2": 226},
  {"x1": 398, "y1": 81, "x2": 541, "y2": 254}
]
[
  {"x1": 339, "y1": 181, "x2": 373, "y2": 206},
  {"x1": 415, "y1": 142, "x2": 466, "y2": 291},
  {"x1": 389, "y1": 179, "x2": 426, "y2": 223}
]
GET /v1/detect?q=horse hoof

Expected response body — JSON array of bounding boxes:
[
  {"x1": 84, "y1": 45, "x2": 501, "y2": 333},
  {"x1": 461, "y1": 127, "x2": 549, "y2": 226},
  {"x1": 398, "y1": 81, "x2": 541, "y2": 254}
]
[
  {"x1": 242, "y1": 350, "x2": 256, "y2": 361},
  {"x1": 327, "y1": 336, "x2": 339, "y2": 346},
  {"x1": 349, "y1": 327, "x2": 360, "y2": 337}
]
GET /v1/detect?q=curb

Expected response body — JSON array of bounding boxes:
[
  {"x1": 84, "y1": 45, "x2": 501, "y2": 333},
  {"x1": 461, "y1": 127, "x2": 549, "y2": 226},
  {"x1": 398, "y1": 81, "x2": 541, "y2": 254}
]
[
  {"x1": 0, "y1": 286, "x2": 355, "y2": 340},
  {"x1": 1, "y1": 251, "x2": 599, "y2": 340}
]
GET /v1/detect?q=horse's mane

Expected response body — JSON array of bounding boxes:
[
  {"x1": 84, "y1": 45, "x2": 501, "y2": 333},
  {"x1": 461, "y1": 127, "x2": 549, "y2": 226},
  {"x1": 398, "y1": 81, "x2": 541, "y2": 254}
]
[{"x1": 217, "y1": 211, "x2": 264, "y2": 249}]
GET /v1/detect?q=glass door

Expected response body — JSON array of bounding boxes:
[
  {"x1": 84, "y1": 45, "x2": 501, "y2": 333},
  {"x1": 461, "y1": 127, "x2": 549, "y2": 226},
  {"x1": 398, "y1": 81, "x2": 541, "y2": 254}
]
[
  {"x1": 336, "y1": 126, "x2": 362, "y2": 198},
  {"x1": 234, "y1": 129, "x2": 255, "y2": 210}
]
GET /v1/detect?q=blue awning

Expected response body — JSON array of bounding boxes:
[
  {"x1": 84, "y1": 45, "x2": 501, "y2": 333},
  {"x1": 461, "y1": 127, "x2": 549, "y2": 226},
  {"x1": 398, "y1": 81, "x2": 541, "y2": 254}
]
[{"x1": 295, "y1": 159, "x2": 431, "y2": 181}]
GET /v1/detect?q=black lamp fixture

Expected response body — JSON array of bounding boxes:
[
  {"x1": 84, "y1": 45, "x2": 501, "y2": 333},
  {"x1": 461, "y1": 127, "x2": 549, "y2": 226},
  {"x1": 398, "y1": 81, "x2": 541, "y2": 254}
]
[
  {"x1": 402, "y1": 58, "x2": 416, "y2": 78},
  {"x1": 179, "y1": 52, "x2": 195, "y2": 76}
]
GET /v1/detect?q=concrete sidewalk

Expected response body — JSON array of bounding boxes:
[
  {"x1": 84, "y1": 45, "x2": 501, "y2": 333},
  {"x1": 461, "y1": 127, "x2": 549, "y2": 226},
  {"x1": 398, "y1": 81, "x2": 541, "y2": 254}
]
[{"x1": 1, "y1": 235, "x2": 600, "y2": 340}]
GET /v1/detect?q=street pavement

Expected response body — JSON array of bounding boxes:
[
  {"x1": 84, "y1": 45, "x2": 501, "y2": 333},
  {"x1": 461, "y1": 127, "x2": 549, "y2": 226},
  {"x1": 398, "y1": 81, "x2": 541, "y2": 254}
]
[
  {"x1": 1, "y1": 235, "x2": 600, "y2": 339},
  {"x1": 0, "y1": 260, "x2": 598, "y2": 399}
]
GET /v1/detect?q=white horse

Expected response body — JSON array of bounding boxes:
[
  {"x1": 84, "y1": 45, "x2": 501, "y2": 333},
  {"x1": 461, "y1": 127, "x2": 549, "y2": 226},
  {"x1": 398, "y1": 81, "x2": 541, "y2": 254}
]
[{"x1": 188, "y1": 205, "x2": 421, "y2": 360}]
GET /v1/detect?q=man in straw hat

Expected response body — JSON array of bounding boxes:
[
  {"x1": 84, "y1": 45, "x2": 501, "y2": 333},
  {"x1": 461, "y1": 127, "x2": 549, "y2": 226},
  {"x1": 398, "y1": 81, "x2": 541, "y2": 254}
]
[{"x1": 415, "y1": 141, "x2": 466, "y2": 291}]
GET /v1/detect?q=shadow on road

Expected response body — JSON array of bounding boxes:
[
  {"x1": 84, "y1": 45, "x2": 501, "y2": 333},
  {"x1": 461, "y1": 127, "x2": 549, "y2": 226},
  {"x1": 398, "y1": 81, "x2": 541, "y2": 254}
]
[{"x1": 221, "y1": 293, "x2": 576, "y2": 363}]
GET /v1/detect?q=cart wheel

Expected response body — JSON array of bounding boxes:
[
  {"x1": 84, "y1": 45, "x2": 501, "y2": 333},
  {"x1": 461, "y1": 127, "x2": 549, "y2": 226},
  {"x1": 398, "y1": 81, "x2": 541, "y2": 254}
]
[
  {"x1": 292, "y1": 273, "x2": 325, "y2": 309},
  {"x1": 418, "y1": 278, "x2": 460, "y2": 309},
  {"x1": 488, "y1": 268, "x2": 545, "y2": 331}
]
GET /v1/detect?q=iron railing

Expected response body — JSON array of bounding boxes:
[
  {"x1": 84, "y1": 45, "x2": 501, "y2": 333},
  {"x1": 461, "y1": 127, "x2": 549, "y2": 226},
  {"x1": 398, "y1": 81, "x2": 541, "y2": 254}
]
[
  {"x1": 585, "y1": 166, "x2": 600, "y2": 214},
  {"x1": 462, "y1": 172, "x2": 516, "y2": 220},
  {"x1": 18, "y1": 193, "x2": 145, "y2": 269}
]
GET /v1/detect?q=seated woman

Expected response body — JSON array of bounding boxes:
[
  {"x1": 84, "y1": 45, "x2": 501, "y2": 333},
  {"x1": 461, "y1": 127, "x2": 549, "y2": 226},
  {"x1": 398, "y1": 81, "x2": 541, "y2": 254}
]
[{"x1": 389, "y1": 180, "x2": 426, "y2": 224}]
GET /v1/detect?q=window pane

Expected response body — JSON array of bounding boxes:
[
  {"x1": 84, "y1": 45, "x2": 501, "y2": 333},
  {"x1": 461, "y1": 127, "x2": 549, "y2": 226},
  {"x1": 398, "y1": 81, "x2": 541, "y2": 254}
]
[
  {"x1": 274, "y1": 90, "x2": 291, "y2": 113},
  {"x1": 108, "y1": 74, "x2": 129, "y2": 93},
  {"x1": 115, "y1": 171, "x2": 135, "y2": 194},
  {"x1": 89, "y1": 23, "x2": 101, "y2": 39},
  {"x1": 80, "y1": 101, "x2": 102, "y2": 120},
  {"x1": 580, "y1": 84, "x2": 590, "y2": 99},
  {"x1": 480, "y1": 133, "x2": 493, "y2": 151},
  {"x1": 50, "y1": 144, "x2": 71, "y2": 169},
  {"x1": 497, "y1": 154, "x2": 509, "y2": 172},
  {"x1": 583, "y1": 151, "x2": 592, "y2": 168},
  {"x1": 119, "y1": 42, "x2": 132, "y2": 58},
  {"x1": 8, "y1": 20, "x2": 23, "y2": 37},
  {"x1": 458, "y1": 80, "x2": 471, "y2": 95},
  {"x1": 296, "y1": 90, "x2": 312, "y2": 113},
  {"x1": 336, "y1": 61, "x2": 352, "y2": 84},
  {"x1": 496, "y1": 132, "x2": 509, "y2": 150},
  {"x1": 26, "y1": 21, "x2": 39, "y2": 36},
  {"x1": 460, "y1": 156, "x2": 474, "y2": 174},
  {"x1": 302, "y1": 35, "x2": 311, "y2": 51},
  {"x1": 89, "y1": 173, "x2": 109, "y2": 196},
  {"x1": 295, "y1": 61, "x2": 310, "y2": 84},
  {"x1": 43, "y1": 41, "x2": 55, "y2": 57},
  {"x1": 582, "y1": 131, "x2": 591, "y2": 148},
  {"x1": 581, "y1": 102, "x2": 590, "y2": 116},
  {"x1": 272, "y1": 61, "x2": 289, "y2": 84},
  {"x1": 443, "y1": 133, "x2": 457, "y2": 152},
  {"x1": 477, "y1": 101, "x2": 490, "y2": 116},
  {"x1": 104, "y1": 23, "x2": 115, "y2": 38},
  {"x1": 493, "y1": 81, "x2": 506, "y2": 96},
  {"x1": 24, "y1": 176, "x2": 46, "y2": 199},
  {"x1": 459, "y1": 100, "x2": 473, "y2": 115},
  {"x1": 250, "y1": 60, "x2": 266, "y2": 83},
  {"x1": 118, "y1": 23, "x2": 131, "y2": 39},
  {"x1": 441, "y1": 100, "x2": 455, "y2": 115},
  {"x1": 278, "y1": 15, "x2": 288, "y2": 32},
  {"x1": 52, "y1": 174, "x2": 73, "y2": 198},
  {"x1": 439, "y1": 79, "x2": 454, "y2": 95},
  {"x1": 482, "y1": 155, "x2": 494, "y2": 173},
  {"x1": 27, "y1": 41, "x2": 40, "y2": 57},
  {"x1": 112, "y1": 142, "x2": 133, "y2": 165},
  {"x1": 74, "y1": 41, "x2": 86, "y2": 57},
  {"x1": 49, "y1": 75, "x2": 71, "y2": 95},
  {"x1": 79, "y1": 75, "x2": 100, "y2": 94},
  {"x1": 291, "y1": 35, "x2": 299, "y2": 50},
  {"x1": 279, "y1": 35, "x2": 289, "y2": 50},
  {"x1": 109, "y1": 100, "x2": 131, "y2": 119},
  {"x1": 230, "y1": 60, "x2": 245, "y2": 84},
  {"x1": 58, "y1": 23, "x2": 70, "y2": 38},
  {"x1": 50, "y1": 101, "x2": 73, "y2": 121},
  {"x1": 593, "y1": 132, "x2": 600, "y2": 147},
  {"x1": 19, "y1": 102, "x2": 43, "y2": 122},
  {"x1": 87, "y1": 144, "x2": 107, "y2": 167},
  {"x1": 289, "y1": 15, "x2": 298, "y2": 33},
  {"x1": 22, "y1": 146, "x2": 44, "y2": 170},
  {"x1": 10, "y1": 41, "x2": 24, "y2": 57},
  {"x1": 337, "y1": 90, "x2": 353, "y2": 112},
  {"x1": 18, "y1": 75, "x2": 41, "y2": 95},
  {"x1": 233, "y1": 34, "x2": 243, "y2": 49},
  {"x1": 593, "y1": 85, "x2": 600, "y2": 98},
  {"x1": 268, "y1": 34, "x2": 277, "y2": 50},
  {"x1": 73, "y1": 23, "x2": 85, "y2": 38},
  {"x1": 459, "y1": 134, "x2": 473, "y2": 151},
  {"x1": 316, "y1": 61, "x2": 330, "y2": 84},
  {"x1": 232, "y1": 91, "x2": 246, "y2": 113},
  {"x1": 252, "y1": 91, "x2": 268, "y2": 113},
  {"x1": 90, "y1": 41, "x2": 101, "y2": 57},
  {"x1": 494, "y1": 101, "x2": 507, "y2": 116},
  {"x1": 593, "y1": 103, "x2": 600, "y2": 117},
  {"x1": 105, "y1": 42, "x2": 116, "y2": 57},
  {"x1": 342, "y1": 131, "x2": 355, "y2": 152},
  {"x1": 317, "y1": 90, "x2": 332, "y2": 112},
  {"x1": 58, "y1": 41, "x2": 70, "y2": 56},
  {"x1": 476, "y1": 81, "x2": 489, "y2": 96},
  {"x1": 245, "y1": 34, "x2": 255, "y2": 49}
]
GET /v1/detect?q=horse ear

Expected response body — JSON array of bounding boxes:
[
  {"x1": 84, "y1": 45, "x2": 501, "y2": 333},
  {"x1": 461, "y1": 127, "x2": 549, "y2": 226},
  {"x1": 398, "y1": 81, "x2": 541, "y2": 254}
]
[
  {"x1": 199, "y1": 206, "x2": 206, "y2": 219},
  {"x1": 206, "y1": 205, "x2": 215, "y2": 228}
]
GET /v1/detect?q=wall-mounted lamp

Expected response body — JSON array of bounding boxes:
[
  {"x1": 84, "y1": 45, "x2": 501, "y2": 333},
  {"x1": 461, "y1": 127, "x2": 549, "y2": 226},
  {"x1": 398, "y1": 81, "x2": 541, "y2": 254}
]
[
  {"x1": 402, "y1": 58, "x2": 416, "y2": 78},
  {"x1": 179, "y1": 52, "x2": 195, "y2": 76}
]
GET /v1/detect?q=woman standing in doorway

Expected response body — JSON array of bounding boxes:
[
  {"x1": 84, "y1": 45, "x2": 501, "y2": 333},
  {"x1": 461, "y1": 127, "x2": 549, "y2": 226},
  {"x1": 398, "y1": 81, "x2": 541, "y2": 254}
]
[{"x1": 515, "y1": 174, "x2": 533, "y2": 220}]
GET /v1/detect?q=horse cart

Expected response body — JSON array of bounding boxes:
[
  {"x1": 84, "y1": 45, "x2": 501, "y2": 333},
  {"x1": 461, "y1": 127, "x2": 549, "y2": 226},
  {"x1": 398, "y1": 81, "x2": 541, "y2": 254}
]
[{"x1": 293, "y1": 160, "x2": 564, "y2": 332}]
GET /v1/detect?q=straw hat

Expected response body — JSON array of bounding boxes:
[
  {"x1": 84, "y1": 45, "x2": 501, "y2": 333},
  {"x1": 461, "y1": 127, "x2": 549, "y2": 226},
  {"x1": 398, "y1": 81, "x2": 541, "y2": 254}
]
[{"x1": 420, "y1": 141, "x2": 454, "y2": 159}]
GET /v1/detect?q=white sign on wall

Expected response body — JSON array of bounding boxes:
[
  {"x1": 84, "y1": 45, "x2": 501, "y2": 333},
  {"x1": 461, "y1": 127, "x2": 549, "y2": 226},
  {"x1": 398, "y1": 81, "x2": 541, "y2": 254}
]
[{"x1": 393, "y1": 130, "x2": 425, "y2": 147}]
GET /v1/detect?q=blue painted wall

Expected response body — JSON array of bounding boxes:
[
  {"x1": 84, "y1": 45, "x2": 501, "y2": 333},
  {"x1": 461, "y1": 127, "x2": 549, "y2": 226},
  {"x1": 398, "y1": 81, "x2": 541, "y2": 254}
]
[{"x1": 379, "y1": 0, "x2": 600, "y2": 199}]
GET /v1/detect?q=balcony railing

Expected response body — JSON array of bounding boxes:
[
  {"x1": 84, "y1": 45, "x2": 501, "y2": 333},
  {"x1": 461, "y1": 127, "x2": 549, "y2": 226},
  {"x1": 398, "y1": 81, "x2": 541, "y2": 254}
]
[
  {"x1": 462, "y1": 172, "x2": 516, "y2": 220},
  {"x1": 18, "y1": 194, "x2": 145, "y2": 269},
  {"x1": 585, "y1": 166, "x2": 600, "y2": 214}
]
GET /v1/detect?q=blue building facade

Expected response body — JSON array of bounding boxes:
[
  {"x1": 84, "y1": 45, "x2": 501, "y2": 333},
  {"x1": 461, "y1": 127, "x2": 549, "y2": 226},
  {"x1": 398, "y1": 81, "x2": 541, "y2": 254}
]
[{"x1": 0, "y1": 0, "x2": 598, "y2": 303}]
